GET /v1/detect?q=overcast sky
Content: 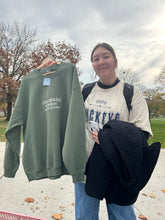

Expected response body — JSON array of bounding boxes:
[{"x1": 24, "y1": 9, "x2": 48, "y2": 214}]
[{"x1": 1, "y1": 0, "x2": 165, "y2": 87}]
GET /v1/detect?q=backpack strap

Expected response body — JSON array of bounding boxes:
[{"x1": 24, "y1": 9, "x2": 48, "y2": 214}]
[
  {"x1": 82, "y1": 82, "x2": 96, "y2": 102},
  {"x1": 82, "y1": 81, "x2": 134, "y2": 113},
  {"x1": 123, "y1": 82, "x2": 134, "y2": 112}
]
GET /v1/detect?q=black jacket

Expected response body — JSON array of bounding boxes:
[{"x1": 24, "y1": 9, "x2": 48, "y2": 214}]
[{"x1": 85, "y1": 120, "x2": 161, "y2": 205}]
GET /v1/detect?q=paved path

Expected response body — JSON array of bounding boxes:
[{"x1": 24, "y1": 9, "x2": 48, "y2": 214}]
[{"x1": 0, "y1": 142, "x2": 165, "y2": 220}]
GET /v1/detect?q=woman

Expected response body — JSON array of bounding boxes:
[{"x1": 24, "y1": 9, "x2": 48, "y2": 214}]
[{"x1": 74, "y1": 43, "x2": 153, "y2": 220}]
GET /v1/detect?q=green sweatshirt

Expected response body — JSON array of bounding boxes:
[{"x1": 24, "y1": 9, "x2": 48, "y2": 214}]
[{"x1": 4, "y1": 62, "x2": 86, "y2": 183}]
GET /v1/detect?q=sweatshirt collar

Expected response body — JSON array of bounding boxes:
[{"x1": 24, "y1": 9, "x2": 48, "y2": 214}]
[{"x1": 97, "y1": 78, "x2": 120, "y2": 89}]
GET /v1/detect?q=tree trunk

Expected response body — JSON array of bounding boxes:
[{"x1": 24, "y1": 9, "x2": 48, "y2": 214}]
[{"x1": 6, "y1": 93, "x2": 12, "y2": 121}]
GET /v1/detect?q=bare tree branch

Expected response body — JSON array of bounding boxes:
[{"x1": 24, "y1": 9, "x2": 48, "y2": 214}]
[
  {"x1": 116, "y1": 67, "x2": 146, "y2": 91},
  {"x1": 154, "y1": 65, "x2": 165, "y2": 92}
]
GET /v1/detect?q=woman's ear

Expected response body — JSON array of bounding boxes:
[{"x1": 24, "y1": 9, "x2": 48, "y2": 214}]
[{"x1": 115, "y1": 59, "x2": 118, "y2": 69}]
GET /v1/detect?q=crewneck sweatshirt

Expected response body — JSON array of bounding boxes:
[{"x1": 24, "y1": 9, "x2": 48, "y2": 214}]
[{"x1": 4, "y1": 62, "x2": 86, "y2": 183}]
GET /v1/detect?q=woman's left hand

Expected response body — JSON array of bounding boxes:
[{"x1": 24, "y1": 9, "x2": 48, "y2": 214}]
[{"x1": 91, "y1": 131, "x2": 100, "y2": 144}]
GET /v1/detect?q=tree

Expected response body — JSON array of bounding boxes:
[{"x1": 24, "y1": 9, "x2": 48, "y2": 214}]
[
  {"x1": 28, "y1": 40, "x2": 81, "y2": 74},
  {"x1": 0, "y1": 77, "x2": 19, "y2": 118},
  {"x1": 0, "y1": 21, "x2": 82, "y2": 121},
  {"x1": 0, "y1": 22, "x2": 81, "y2": 80},
  {"x1": 144, "y1": 88, "x2": 165, "y2": 118},
  {"x1": 116, "y1": 67, "x2": 146, "y2": 91},
  {"x1": 149, "y1": 93, "x2": 165, "y2": 117},
  {"x1": 154, "y1": 65, "x2": 165, "y2": 91},
  {"x1": 0, "y1": 21, "x2": 37, "y2": 120}
]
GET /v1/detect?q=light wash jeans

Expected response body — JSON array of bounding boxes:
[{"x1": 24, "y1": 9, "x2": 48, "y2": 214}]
[{"x1": 75, "y1": 182, "x2": 136, "y2": 220}]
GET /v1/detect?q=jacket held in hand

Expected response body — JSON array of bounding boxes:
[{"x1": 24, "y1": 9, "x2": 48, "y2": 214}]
[{"x1": 85, "y1": 120, "x2": 161, "y2": 205}]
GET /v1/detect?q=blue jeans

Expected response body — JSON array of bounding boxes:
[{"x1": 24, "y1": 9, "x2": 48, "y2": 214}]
[{"x1": 75, "y1": 182, "x2": 136, "y2": 220}]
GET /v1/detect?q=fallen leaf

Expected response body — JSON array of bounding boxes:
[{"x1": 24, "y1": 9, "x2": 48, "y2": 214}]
[
  {"x1": 52, "y1": 214, "x2": 63, "y2": 219},
  {"x1": 161, "y1": 189, "x2": 165, "y2": 193},
  {"x1": 45, "y1": 196, "x2": 50, "y2": 200},
  {"x1": 25, "y1": 197, "x2": 35, "y2": 203},
  {"x1": 138, "y1": 214, "x2": 148, "y2": 219},
  {"x1": 141, "y1": 193, "x2": 147, "y2": 197},
  {"x1": 59, "y1": 206, "x2": 65, "y2": 211},
  {"x1": 149, "y1": 193, "x2": 155, "y2": 198},
  {"x1": 71, "y1": 202, "x2": 75, "y2": 206},
  {"x1": 157, "y1": 212, "x2": 162, "y2": 215}
]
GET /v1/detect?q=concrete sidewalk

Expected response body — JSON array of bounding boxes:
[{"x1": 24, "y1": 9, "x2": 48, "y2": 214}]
[{"x1": 0, "y1": 142, "x2": 165, "y2": 220}]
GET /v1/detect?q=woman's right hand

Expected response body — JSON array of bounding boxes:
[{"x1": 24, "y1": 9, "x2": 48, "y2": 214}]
[{"x1": 91, "y1": 131, "x2": 100, "y2": 144}]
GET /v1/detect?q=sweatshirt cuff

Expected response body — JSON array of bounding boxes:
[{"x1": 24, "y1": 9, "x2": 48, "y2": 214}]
[
  {"x1": 4, "y1": 169, "x2": 16, "y2": 178},
  {"x1": 72, "y1": 172, "x2": 85, "y2": 183}
]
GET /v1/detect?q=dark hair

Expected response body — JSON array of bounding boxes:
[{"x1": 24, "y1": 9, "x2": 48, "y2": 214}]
[{"x1": 91, "y1": 43, "x2": 117, "y2": 64}]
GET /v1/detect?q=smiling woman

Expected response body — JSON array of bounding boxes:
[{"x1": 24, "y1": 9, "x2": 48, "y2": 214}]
[{"x1": 74, "y1": 42, "x2": 155, "y2": 220}]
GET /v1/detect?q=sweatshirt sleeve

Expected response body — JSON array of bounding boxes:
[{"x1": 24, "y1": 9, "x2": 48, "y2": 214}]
[
  {"x1": 129, "y1": 86, "x2": 153, "y2": 137},
  {"x1": 62, "y1": 66, "x2": 87, "y2": 183},
  {"x1": 4, "y1": 80, "x2": 25, "y2": 178}
]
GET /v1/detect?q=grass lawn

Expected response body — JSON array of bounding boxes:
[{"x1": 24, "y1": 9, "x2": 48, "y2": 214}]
[
  {"x1": 0, "y1": 117, "x2": 8, "y2": 142},
  {"x1": 148, "y1": 118, "x2": 165, "y2": 149},
  {"x1": 0, "y1": 117, "x2": 165, "y2": 148}
]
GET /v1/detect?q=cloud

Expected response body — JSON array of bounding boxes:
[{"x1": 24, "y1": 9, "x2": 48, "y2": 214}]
[{"x1": 1, "y1": 0, "x2": 165, "y2": 87}]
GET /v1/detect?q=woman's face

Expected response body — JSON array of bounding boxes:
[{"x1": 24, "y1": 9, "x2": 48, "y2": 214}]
[{"x1": 92, "y1": 47, "x2": 117, "y2": 84}]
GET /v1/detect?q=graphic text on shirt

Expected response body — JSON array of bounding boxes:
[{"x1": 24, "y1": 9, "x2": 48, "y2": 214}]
[
  {"x1": 42, "y1": 97, "x2": 62, "y2": 111},
  {"x1": 86, "y1": 108, "x2": 120, "y2": 125}
]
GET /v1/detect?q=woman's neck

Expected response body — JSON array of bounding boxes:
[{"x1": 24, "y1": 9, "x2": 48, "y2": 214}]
[
  {"x1": 99, "y1": 75, "x2": 118, "y2": 86},
  {"x1": 97, "y1": 78, "x2": 120, "y2": 89}
]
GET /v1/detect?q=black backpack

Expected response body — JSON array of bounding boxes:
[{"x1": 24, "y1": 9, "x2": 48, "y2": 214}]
[{"x1": 82, "y1": 82, "x2": 134, "y2": 113}]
